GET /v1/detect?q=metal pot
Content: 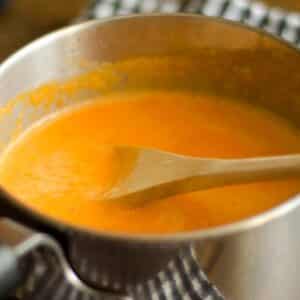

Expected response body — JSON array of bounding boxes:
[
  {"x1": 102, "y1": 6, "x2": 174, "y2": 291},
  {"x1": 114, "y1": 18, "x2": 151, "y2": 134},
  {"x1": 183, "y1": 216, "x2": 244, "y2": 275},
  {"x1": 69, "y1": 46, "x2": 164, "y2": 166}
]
[{"x1": 1, "y1": 14, "x2": 300, "y2": 300}]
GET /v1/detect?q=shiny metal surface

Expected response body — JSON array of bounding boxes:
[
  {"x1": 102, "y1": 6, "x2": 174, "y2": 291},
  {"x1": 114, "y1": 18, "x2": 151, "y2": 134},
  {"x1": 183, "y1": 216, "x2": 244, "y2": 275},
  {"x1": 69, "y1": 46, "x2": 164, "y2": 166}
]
[
  {"x1": 1, "y1": 15, "x2": 300, "y2": 299},
  {"x1": 0, "y1": 219, "x2": 123, "y2": 299}
]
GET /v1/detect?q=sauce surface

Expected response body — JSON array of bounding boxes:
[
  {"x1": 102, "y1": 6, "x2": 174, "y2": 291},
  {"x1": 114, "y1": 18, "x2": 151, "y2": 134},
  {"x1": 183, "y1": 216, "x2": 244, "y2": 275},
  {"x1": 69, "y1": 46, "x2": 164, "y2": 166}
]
[{"x1": 1, "y1": 91, "x2": 300, "y2": 235}]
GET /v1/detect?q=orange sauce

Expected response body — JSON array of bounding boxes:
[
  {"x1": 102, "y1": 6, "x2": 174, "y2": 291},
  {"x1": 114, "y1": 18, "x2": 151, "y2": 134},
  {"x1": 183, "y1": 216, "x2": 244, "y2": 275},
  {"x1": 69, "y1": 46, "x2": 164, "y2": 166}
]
[{"x1": 0, "y1": 91, "x2": 300, "y2": 235}]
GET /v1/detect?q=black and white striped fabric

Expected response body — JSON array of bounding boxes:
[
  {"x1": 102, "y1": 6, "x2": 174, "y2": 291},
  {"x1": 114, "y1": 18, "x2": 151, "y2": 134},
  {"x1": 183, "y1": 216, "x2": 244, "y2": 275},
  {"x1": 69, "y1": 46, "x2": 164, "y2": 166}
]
[
  {"x1": 16, "y1": 247, "x2": 223, "y2": 300},
  {"x1": 84, "y1": 0, "x2": 300, "y2": 46},
  {"x1": 130, "y1": 248, "x2": 224, "y2": 300}
]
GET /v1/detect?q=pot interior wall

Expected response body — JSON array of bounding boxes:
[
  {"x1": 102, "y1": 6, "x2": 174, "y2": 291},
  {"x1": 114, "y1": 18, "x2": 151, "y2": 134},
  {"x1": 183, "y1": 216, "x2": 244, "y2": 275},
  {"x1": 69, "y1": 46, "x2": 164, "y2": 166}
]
[{"x1": 1, "y1": 17, "x2": 300, "y2": 154}]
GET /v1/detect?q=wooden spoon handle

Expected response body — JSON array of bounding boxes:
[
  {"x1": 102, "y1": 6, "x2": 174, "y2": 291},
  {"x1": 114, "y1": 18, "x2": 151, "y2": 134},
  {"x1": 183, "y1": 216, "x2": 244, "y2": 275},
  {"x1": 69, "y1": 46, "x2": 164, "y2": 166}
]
[
  {"x1": 215, "y1": 154, "x2": 300, "y2": 185},
  {"x1": 163, "y1": 154, "x2": 300, "y2": 200},
  {"x1": 106, "y1": 148, "x2": 300, "y2": 203}
]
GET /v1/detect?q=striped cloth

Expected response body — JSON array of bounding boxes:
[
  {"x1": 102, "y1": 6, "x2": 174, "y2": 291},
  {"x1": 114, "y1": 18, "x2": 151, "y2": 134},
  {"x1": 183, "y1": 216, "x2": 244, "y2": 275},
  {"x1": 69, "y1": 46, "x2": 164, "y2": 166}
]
[
  {"x1": 16, "y1": 247, "x2": 223, "y2": 300},
  {"x1": 130, "y1": 248, "x2": 224, "y2": 300},
  {"x1": 84, "y1": 0, "x2": 300, "y2": 46}
]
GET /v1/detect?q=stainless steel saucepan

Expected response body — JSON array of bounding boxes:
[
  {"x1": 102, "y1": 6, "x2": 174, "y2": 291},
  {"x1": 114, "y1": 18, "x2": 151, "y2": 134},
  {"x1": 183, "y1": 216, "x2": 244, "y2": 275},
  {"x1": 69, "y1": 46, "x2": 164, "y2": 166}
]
[{"x1": 0, "y1": 15, "x2": 300, "y2": 300}]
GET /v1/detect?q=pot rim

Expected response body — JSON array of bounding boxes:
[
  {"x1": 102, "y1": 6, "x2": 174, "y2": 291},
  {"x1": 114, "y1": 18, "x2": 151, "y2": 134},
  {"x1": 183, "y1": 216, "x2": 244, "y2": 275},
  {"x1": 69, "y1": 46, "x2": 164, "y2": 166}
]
[{"x1": 1, "y1": 13, "x2": 300, "y2": 244}]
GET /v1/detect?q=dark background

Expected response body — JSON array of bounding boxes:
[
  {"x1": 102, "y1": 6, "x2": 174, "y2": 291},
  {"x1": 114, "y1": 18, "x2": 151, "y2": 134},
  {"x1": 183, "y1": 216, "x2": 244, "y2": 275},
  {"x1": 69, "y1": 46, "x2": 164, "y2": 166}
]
[{"x1": 0, "y1": 0, "x2": 89, "y2": 62}]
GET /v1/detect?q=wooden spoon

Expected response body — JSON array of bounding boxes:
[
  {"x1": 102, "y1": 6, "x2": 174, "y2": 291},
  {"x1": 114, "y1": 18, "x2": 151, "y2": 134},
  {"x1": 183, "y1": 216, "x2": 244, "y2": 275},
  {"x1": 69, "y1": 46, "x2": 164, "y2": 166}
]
[{"x1": 104, "y1": 146, "x2": 300, "y2": 204}]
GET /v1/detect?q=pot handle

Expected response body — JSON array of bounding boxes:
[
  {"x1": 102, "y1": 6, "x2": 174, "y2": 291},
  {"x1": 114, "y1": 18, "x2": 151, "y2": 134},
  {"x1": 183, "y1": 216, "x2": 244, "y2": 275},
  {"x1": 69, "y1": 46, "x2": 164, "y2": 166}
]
[
  {"x1": 0, "y1": 218, "x2": 60, "y2": 298},
  {"x1": 0, "y1": 244, "x2": 21, "y2": 298},
  {"x1": 0, "y1": 218, "x2": 126, "y2": 299}
]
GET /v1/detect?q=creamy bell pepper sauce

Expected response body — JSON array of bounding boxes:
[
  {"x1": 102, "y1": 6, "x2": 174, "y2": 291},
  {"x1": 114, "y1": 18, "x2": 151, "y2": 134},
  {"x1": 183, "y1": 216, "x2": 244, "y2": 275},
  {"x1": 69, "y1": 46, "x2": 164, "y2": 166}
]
[{"x1": 0, "y1": 91, "x2": 300, "y2": 234}]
